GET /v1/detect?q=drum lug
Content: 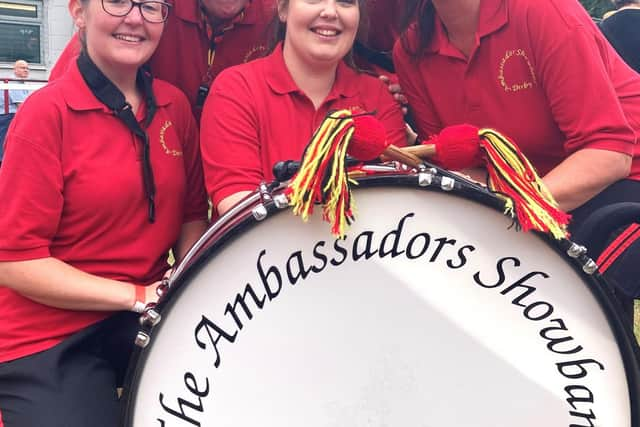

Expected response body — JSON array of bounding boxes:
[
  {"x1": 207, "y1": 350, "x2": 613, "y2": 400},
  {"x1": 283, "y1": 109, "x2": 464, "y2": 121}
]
[
  {"x1": 258, "y1": 182, "x2": 272, "y2": 203},
  {"x1": 252, "y1": 182, "x2": 274, "y2": 220},
  {"x1": 273, "y1": 193, "x2": 290, "y2": 209},
  {"x1": 567, "y1": 243, "x2": 587, "y2": 258},
  {"x1": 418, "y1": 167, "x2": 437, "y2": 187},
  {"x1": 156, "y1": 278, "x2": 169, "y2": 298},
  {"x1": 440, "y1": 176, "x2": 455, "y2": 191},
  {"x1": 135, "y1": 331, "x2": 151, "y2": 348},
  {"x1": 252, "y1": 204, "x2": 268, "y2": 221},
  {"x1": 582, "y1": 259, "x2": 598, "y2": 275},
  {"x1": 139, "y1": 308, "x2": 162, "y2": 328}
]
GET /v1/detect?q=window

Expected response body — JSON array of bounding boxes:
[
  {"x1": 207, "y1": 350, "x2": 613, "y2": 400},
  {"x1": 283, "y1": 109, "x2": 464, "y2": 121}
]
[{"x1": 0, "y1": 1, "x2": 42, "y2": 64}]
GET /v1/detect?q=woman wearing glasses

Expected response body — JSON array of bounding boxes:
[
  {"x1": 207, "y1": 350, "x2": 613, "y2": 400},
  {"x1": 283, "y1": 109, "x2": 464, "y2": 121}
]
[{"x1": 0, "y1": 0, "x2": 207, "y2": 425}]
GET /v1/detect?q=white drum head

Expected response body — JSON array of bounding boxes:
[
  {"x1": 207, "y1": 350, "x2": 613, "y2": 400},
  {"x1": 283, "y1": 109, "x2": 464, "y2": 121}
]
[{"x1": 125, "y1": 184, "x2": 637, "y2": 427}]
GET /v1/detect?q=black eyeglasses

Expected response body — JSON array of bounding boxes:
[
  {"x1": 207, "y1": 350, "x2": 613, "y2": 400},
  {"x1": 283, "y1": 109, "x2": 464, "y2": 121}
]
[{"x1": 101, "y1": 0, "x2": 171, "y2": 23}]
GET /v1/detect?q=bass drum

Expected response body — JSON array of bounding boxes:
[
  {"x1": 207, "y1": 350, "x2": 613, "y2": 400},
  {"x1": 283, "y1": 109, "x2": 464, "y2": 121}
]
[{"x1": 122, "y1": 170, "x2": 640, "y2": 427}]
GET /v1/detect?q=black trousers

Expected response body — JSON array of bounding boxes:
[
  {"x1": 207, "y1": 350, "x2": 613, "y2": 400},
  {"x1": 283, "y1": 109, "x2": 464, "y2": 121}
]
[{"x1": 0, "y1": 311, "x2": 138, "y2": 427}]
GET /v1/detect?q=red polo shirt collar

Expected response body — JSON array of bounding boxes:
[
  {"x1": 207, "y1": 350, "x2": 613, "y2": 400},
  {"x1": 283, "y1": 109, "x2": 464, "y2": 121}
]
[
  {"x1": 176, "y1": 0, "x2": 259, "y2": 28},
  {"x1": 427, "y1": 0, "x2": 508, "y2": 56},
  {"x1": 61, "y1": 61, "x2": 172, "y2": 112},
  {"x1": 265, "y1": 43, "x2": 359, "y2": 100}
]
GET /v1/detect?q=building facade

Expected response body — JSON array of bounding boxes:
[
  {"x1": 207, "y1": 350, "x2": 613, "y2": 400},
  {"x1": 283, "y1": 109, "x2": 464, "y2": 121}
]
[{"x1": 0, "y1": 0, "x2": 73, "y2": 81}]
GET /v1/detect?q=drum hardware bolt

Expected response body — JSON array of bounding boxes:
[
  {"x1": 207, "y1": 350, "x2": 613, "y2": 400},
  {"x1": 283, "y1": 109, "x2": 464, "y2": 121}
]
[
  {"x1": 134, "y1": 331, "x2": 151, "y2": 348},
  {"x1": 259, "y1": 182, "x2": 273, "y2": 202},
  {"x1": 252, "y1": 204, "x2": 268, "y2": 221},
  {"x1": 440, "y1": 176, "x2": 455, "y2": 191},
  {"x1": 567, "y1": 243, "x2": 587, "y2": 258},
  {"x1": 156, "y1": 279, "x2": 169, "y2": 297},
  {"x1": 139, "y1": 309, "x2": 162, "y2": 328},
  {"x1": 273, "y1": 193, "x2": 290, "y2": 209},
  {"x1": 418, "y1": 171, "x2": 433, "y2": 187},
  {"x1": 429, "y1": 167, "x2": 438, "y2": 174},
  {"x1": 582, "y1": 259, "x2": 598, "y2": 275}
]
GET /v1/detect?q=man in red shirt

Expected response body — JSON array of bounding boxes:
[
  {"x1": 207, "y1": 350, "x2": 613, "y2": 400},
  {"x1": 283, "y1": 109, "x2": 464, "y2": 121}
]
[{"x1": 50, "y1": 0, "x2": 276, "y2": 121}]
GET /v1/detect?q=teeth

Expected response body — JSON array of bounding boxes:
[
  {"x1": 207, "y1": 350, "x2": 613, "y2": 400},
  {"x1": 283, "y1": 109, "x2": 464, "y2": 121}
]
[
  {"x1": 115, "y1": 34, "x2": 142, "y2": 42},
  {"x1": 314, "y1": 29, "x2": 338, "y2": 36}
]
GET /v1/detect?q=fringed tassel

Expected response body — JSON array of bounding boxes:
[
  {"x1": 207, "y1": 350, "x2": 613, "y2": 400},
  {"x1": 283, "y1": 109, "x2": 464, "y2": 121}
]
[
  {"x1": 286, "y1": 109, "x2": 359, "y2": 238},
  {"x1": 478, "y1": 128, "x2": 571, "y2": 240}
]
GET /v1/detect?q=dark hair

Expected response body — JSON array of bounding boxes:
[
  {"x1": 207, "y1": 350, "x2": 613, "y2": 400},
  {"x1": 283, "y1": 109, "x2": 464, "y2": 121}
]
[
  {"x1": 266, "y1": 0, "x2": 367, "y2": 67},
  {"x1": 399, "y1": 0, "x2": 436, "y2": 57}
]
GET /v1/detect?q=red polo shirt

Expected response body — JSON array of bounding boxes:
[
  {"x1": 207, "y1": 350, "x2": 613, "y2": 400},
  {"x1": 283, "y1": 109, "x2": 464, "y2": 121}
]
[
  {"x1": 393, "y1": 0, "x2": 640, "y2": 179},
  {"x1": 0, "y1": 62, "x2": 208, "y2": 362},
  {"x1": 49, "y1": 0, "x2": 276, "y2": 120},
  {"x1": 201, "y1": 44, "x2": 407, "y2": 208}
]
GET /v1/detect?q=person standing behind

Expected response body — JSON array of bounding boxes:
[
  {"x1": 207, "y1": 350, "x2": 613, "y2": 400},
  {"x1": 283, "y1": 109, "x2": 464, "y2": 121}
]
[
  {"x1": 201, "y1": 0, "x2": 407, "y2": 215},
  {"x1": 0, "y1": 60, "x2": 31, "y2": 165},
  {"x1": 50, "y1": 0, "x2": 277, "y2": 120},
  {"x1": 600, "y1": 0, "x2": 640, "y2": 74},
  {"x1": 0, "y1": 0, "x2": 208, "y2": 425}
]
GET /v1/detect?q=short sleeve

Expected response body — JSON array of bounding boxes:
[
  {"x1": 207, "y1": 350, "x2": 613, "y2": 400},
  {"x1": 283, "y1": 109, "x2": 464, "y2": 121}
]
[
  {"x1": 0, "y1": 96, "x2": 64, "y2": 260},
  {"x1": 200, "y1": 69, "x2": 263, "y2": 208}
]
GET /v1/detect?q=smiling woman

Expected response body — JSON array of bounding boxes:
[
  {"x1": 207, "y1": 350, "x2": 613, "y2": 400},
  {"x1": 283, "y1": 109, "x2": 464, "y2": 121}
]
[
  {"x1": 200, "y1": 0, "x2": 407, "y2": 216},
  {"x1": 0, "y1": 0, "x2": 209, "y2": 425}
]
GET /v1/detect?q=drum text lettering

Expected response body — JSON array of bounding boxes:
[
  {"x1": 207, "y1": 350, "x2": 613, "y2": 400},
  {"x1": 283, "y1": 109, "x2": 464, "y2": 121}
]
[
  {"x1": 557, "y1": 359, "x2": 605, "y2": 380},
  {"x1": 157, "y1": 372, "x2": 210, "y2": 426},
  {"x1": 286, "y1": 251, "x2": 313, "y2": 284},
  {"x1": 194, "y1": 315, "x2": 237, "y2": 368},
  {"x1": 310, "y1": 241, "x2": 328, "y2": 273},
  {"x1": 224, "y1": 283, "x2": 267, "y2": 330},
  {"x1": 539, "y1": 319, "x2": 583, "y2": 355},
  {"x1": 258, "y1": 250, "x2": 283, "y2": 300}
]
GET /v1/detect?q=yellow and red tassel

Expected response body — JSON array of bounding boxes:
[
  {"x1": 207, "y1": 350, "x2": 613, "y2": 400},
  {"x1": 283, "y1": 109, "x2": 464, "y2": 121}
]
[
  {"x1": 286, "y1": 109, "x2": 360, "y2": 238},
  {"x1": 478, "y1": 128, "x2": 570, "y2": 240},
  {"x1": 413, "y1": 124, "x2": 570, "y2": 239}
]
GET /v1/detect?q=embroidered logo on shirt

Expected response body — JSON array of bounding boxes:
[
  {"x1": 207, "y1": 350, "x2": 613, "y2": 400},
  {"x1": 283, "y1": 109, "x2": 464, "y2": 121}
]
[
  {"x1": 244, "y1": 44, "x2": 267, "y2": 63},
  {"x1": 159, "y1": 120, "x2": 183, "y2": 157},
  {"x1": 498, "y1": 49, "x2": 537, "y2": 93}
]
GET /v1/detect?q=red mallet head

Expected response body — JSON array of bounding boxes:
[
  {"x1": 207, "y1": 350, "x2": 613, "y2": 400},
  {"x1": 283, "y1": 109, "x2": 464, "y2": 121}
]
[
  {"x1": 430, "y1": 124, "x2": 483, "y2": 170},
  {"x1": 348, "y1": 114, "x2": 390, "y2": 161}
]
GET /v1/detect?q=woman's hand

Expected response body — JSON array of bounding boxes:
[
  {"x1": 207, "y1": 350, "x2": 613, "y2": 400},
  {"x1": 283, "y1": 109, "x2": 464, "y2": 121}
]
[{"x1": 379, "y1": 75, "x2": 408, "y2": 115}]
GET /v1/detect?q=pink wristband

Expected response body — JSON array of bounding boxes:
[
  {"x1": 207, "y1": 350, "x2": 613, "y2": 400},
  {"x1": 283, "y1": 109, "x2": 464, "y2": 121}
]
[{"x1": 132, "y1": 285, "x2": 146, "y2": 313}]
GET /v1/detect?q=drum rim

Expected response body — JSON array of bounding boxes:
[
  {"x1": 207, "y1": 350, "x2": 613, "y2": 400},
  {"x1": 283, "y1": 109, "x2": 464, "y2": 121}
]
[{"x1": 120, "y1": 171, "x2": 640, "y2": 426}]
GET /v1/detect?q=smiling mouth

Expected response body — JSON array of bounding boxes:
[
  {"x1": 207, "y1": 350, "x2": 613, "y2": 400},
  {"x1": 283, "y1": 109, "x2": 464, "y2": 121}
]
[
  {"x1": 311, "y1": 28, "x2": 341, "y2": 37},
  {"x1": 114, "y1": 34, "x2": 145, "y2": 42}
]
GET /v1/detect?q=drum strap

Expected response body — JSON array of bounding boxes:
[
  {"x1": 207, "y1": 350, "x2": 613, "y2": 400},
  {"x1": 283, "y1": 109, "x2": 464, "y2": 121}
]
[
  {"x1": 76, "y1": 52, "x2": 158, "y2": 223},
  {"x1": 597, "y1": 223, "x2": 640, "y2": 273}
]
